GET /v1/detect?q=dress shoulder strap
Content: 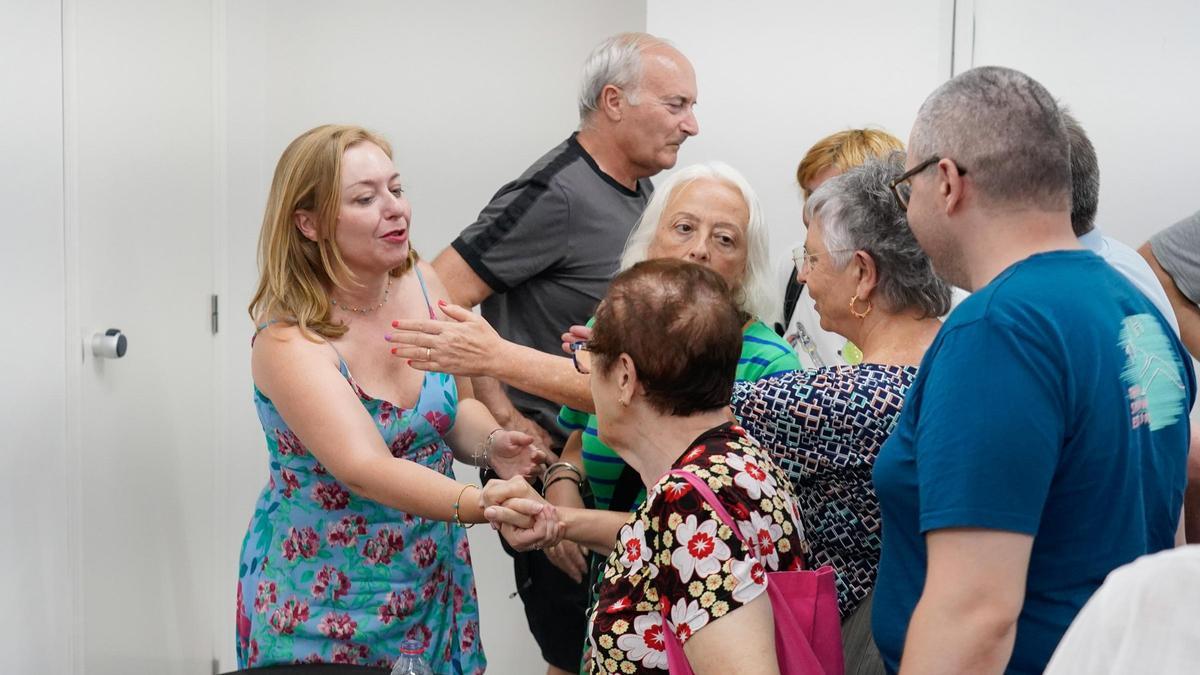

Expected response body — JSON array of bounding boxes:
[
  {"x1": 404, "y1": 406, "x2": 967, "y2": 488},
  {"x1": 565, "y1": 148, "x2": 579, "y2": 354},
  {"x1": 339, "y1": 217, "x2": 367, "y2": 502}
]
[
  {"x1": 413, "y1": 266, "x2": 437, "y2": 320},
  {"x1": 252, "y1": 317, "x2": 346, "y2": 368},
  {"x1": 251, "y1": 319, "x2": 279, "y2": 346}
]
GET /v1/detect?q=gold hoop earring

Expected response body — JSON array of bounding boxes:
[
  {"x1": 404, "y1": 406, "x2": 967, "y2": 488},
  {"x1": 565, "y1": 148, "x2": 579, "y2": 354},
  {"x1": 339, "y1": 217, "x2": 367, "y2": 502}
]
[{"x1": 849, "y1": 294, "x2": 872, "y2": 319}]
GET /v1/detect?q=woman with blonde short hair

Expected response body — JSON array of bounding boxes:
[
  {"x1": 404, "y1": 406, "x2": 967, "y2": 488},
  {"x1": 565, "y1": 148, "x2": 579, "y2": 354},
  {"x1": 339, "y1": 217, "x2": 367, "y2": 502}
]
[{"x1": 781, "y1": 128, "x2": 905, "y2": 369}]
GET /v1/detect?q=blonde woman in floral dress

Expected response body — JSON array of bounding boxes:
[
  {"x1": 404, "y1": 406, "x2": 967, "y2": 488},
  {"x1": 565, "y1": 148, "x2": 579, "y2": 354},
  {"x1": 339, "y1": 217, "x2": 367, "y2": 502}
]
[{"x1": 236, "y1": 125, "x2": 549, "y2": 672}]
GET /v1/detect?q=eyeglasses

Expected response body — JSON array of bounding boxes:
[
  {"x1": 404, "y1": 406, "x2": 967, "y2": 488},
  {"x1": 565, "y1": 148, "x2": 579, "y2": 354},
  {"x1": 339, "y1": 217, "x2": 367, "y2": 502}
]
[
  {"x1": 887, "y1": 156, "x2": 968, "y2": 211},
  {"x1": 792, "y1": 245, "x2": 856, "y2": 272},
  {"x1": 571, "y1": 340, "x2": 592, "y2": 375}
]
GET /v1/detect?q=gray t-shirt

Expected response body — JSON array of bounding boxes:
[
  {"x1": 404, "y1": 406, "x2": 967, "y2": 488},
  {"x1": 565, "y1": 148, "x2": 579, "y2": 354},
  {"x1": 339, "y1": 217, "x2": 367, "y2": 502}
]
[
  {"x1": 1150, "y1": 210, "x2": 1200, "y2": 306},
  {"x1": 451, "y1": 134, "x2": 652, "y2": 446}
]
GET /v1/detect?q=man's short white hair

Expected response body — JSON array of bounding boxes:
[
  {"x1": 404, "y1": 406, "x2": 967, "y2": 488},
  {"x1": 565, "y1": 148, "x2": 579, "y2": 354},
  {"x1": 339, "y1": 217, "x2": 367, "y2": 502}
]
[{"x1": 577, "y1": 32, "x2": 674, "y2": 124}]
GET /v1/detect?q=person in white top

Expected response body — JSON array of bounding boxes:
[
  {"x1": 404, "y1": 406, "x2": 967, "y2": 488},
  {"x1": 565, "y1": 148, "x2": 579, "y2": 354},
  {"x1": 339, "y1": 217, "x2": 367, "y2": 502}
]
[
  {"x1": 776, "y1": 129, "x2": 905, "y2": 368},
  {"x1": 1044, "y1": 546, "x2": 1200, "y2": 675}
]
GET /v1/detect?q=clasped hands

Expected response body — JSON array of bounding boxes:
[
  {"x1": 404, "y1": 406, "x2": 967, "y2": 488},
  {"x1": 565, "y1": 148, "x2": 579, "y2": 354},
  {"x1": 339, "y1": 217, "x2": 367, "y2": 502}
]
[{"x1": 479, "y1": 476, "x2": 564, "y2": 552}]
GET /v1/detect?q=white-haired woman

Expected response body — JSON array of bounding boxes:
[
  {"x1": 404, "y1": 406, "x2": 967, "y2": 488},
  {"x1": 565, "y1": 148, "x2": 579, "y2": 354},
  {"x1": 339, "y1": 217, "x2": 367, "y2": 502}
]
[
  {"x1": 387, "y1": 161, "x2": 798, "y2": 575},
  {"x1": 387, "y1": 161, "x2": 789, "y2": 406}
]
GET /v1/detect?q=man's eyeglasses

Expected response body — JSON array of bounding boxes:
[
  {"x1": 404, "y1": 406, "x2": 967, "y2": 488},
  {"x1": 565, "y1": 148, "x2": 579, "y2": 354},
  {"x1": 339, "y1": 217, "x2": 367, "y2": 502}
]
[
  {"x1": 888, "y1": 156, "x2": 968, "y2": 211},
  {"x1": 571, "y1": 341, "x2": 592, "y2": 375}
]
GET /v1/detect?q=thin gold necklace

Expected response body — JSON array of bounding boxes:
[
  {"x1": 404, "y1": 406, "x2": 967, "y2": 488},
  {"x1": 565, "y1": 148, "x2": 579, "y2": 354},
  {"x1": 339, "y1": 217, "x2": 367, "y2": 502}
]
[{"x1": 330, "y1": 276, "x2": 392, "y2": 314}]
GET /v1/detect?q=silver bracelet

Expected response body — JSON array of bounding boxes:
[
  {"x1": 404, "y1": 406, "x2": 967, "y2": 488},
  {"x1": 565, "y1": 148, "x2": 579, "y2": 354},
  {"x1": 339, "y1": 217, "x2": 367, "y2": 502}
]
[
  {"x1": 541, "y1": 474, "x2": 583, "y2": 498},
  {"x1": 544, "y1": 461, "x2": 583, "y2": 483},
  {"x1": 476, "y1": 428, "x2": 503, "y2": 469}
]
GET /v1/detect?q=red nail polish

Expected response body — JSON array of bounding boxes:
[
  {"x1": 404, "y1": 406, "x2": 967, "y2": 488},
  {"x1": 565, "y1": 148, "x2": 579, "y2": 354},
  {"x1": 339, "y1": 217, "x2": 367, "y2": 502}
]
[
  {"x1": 406, "y1": 359, "x2": 412, "y2": 366},
  {"x1": 391, "y1": 320, "x2": 399, "y2": 328},
  {"x1": 390, "y1": 347, "x2": 397, "y2": 355},
  {"x1": 437, "y1": 300, "x2": 447, "y2": 307}
]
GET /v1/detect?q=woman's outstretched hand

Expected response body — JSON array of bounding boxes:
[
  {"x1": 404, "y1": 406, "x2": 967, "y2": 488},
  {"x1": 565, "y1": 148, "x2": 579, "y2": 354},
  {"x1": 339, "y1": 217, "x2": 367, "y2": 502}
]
[
  {"x1": 388, "y1": 301, "x2": 503, "y2": 377},
  {"x1": 487, "y1": 429, "x2": 548, "y2": 480}
]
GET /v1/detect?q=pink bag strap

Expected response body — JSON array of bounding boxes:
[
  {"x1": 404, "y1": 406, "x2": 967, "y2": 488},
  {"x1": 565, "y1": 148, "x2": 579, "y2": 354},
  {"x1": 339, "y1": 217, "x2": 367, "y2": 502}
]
[{"x1": 660, "y1": 470, "x2": 760, "y2": 636}]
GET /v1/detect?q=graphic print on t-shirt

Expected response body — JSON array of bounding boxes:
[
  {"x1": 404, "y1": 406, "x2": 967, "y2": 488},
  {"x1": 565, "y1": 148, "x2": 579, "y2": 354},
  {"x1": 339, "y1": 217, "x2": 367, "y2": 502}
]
[{"x1": 1119, "y1": 313, "x2": 1187, "y2": 431}]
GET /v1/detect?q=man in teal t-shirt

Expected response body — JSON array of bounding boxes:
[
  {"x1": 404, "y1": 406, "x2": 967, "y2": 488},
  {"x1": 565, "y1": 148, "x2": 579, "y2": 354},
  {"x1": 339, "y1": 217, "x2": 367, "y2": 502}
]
[{"x1": 872, "y1": 66, "x2": 1194, "y2": 674}]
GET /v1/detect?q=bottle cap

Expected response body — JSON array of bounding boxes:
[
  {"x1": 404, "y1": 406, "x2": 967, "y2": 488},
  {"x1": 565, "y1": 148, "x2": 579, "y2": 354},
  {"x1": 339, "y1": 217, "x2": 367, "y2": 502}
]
[{"x1": 399, "y1": 639, "x2": 424, "y2": 656}]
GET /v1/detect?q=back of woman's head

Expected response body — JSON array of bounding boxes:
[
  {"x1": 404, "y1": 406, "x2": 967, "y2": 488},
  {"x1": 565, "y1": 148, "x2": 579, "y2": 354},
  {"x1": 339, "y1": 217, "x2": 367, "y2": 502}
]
[
  {"x1": 249, "y1": 124, "x2": 404, "y2": 338},
  {"x1": 797, "y1": 128, "x2": 905, "y2": 198},
  {"x1": 590, "y1": 258, "x2": 743, "y2": 416},
  {"x1": 805, "y1": 152, "x2": 952, "y2": 318}
]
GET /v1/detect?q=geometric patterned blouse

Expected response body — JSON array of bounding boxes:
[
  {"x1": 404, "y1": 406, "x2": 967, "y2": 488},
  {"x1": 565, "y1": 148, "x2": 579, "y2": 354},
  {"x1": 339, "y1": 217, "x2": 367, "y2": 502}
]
[{"x1": 731, "y1": 364, "x2": 917, "y2": 618}]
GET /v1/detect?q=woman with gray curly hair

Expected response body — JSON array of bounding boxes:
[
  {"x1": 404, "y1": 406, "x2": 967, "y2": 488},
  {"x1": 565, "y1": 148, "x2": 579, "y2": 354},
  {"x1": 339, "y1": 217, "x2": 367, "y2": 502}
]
[{"x1": 731, "y1": 152, "x2": 950, "y2": 673}]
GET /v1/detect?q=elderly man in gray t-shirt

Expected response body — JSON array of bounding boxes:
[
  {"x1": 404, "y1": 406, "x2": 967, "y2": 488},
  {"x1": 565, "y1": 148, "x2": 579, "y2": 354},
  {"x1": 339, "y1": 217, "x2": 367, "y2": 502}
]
[{"x1": 430, "y1": 32, "x2": 699, "y2": 675}]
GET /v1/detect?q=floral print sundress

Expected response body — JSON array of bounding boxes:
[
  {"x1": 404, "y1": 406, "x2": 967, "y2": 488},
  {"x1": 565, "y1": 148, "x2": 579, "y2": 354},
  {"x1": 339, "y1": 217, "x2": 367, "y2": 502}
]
[{"x1": 236, "y1": 269, "x2": 485, "y2": 674}]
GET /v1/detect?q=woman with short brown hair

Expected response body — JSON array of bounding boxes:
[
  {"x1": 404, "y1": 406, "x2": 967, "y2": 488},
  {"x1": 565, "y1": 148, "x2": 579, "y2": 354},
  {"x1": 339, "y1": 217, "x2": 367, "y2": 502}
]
[{"x1": 484, "y1": 259, "x2": 808, "y2": 674}]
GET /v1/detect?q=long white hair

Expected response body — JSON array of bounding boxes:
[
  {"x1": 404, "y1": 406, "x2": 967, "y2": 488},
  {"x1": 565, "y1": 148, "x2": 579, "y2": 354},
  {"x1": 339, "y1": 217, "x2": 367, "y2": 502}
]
[{"x1": 619, "y1": 161, "x2": 777, "y2": 323}]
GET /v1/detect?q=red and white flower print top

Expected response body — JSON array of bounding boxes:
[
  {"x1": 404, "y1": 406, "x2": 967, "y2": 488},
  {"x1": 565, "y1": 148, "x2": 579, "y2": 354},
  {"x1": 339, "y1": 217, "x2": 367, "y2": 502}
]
[{"x1": 586, "y1": 423, "x2": 809, "y2": 674}]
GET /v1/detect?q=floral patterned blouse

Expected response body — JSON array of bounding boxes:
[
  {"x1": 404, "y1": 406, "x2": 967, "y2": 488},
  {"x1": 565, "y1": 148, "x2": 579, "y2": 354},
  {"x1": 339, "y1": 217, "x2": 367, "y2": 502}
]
[{"x1": 586, "y1": 423, "x2": 808, "y2": 674}]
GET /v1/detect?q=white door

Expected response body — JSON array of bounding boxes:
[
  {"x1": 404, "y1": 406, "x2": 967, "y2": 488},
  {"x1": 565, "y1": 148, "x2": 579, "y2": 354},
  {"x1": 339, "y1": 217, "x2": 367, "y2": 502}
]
[
  {"x1": 0, "y1": 2, "x2": 71, "y2": 671},
  {"x1": 68, "y1": 0, "x2": 219, "y2": 672}
]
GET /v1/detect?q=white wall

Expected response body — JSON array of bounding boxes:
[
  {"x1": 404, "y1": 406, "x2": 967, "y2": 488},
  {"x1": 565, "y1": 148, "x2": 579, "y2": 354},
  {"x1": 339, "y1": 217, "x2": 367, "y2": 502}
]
[
  {"x1": 218, "y1": 2, "x2": 647, "y2": 671},
  {"x1": 963, "y1": 0, "x2": 1200, "y2": 248},
  {"x1": 0, "y1": 3, "x2": 72, "y2": 673},
  {"x1": 648, "y1": 0, "x2": 1200, "y2": 317}
]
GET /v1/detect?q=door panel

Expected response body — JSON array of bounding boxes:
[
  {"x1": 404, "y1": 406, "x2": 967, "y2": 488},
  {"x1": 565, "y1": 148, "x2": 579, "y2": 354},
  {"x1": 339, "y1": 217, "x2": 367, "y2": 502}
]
[
  {"x1": 0, "y1": 1, "x2": 71, "y2": 671},
  {"x1": 70, "y1": 0, "x2": 217, "y2": 672}
]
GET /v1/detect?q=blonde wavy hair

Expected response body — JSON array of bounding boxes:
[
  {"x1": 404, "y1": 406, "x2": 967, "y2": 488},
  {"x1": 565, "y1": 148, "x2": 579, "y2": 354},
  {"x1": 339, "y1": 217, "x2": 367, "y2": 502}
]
[
  {"x1": 248, "y1": 124, "x2": 415, "y2": 339},
  {"x1": 796, "y1": 128, "x2": 904, "y2": 199}
]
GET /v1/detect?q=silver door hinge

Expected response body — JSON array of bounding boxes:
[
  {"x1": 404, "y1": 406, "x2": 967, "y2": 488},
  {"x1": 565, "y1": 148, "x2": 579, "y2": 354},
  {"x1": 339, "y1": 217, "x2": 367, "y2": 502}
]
[{"x1": 211, "y1": 294, "x2": 219, "y2": 335}]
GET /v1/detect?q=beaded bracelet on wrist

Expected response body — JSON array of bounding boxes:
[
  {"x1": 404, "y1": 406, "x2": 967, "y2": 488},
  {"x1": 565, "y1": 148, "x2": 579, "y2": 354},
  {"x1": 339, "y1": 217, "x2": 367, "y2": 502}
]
[{"x1": 453, "y1": 483, "x2": 478, "y2": 528}]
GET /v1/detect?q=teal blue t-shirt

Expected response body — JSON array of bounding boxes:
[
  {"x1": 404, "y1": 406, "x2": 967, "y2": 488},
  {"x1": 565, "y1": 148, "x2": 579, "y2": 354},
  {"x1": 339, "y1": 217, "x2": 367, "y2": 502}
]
[{"x1": 872, "y1": 251, "x2": 1194, "y2": 674}]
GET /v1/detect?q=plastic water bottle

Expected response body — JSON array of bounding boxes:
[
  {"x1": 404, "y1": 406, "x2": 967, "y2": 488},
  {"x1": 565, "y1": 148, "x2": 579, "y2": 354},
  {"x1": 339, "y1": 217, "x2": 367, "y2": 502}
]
[{"x1": 390, "y1": 639, "x2": 434, "y2": 675}]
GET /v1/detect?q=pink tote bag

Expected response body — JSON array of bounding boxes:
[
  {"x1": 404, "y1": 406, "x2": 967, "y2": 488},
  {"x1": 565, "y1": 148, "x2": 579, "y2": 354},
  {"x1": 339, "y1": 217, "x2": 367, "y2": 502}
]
[{"x1": 660, "y1": 470, "x2": 844, "y2": 675}]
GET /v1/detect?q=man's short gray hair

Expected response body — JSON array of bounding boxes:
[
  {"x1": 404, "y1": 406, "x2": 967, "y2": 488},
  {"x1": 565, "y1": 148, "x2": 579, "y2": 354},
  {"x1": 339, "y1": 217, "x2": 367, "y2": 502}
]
[
  {"x1": 909, "y1": 66, "x2": 1070, "y2": 211},
  {"x1": 1061, "y1": 108, "x2": 1100, "y2": 237},
  {"x1": 577, "y1": 32, "x2": 673, "y2": 124},
  {"x1": 805, "y1": 153, "x2": 952, "y2": 318}
]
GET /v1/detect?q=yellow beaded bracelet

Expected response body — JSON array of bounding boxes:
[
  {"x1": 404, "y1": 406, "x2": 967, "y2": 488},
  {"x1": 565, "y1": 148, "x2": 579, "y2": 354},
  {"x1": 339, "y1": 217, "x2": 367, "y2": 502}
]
[{"x1": 453, "y1": 483, "x2": 479, "y2": 528}]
